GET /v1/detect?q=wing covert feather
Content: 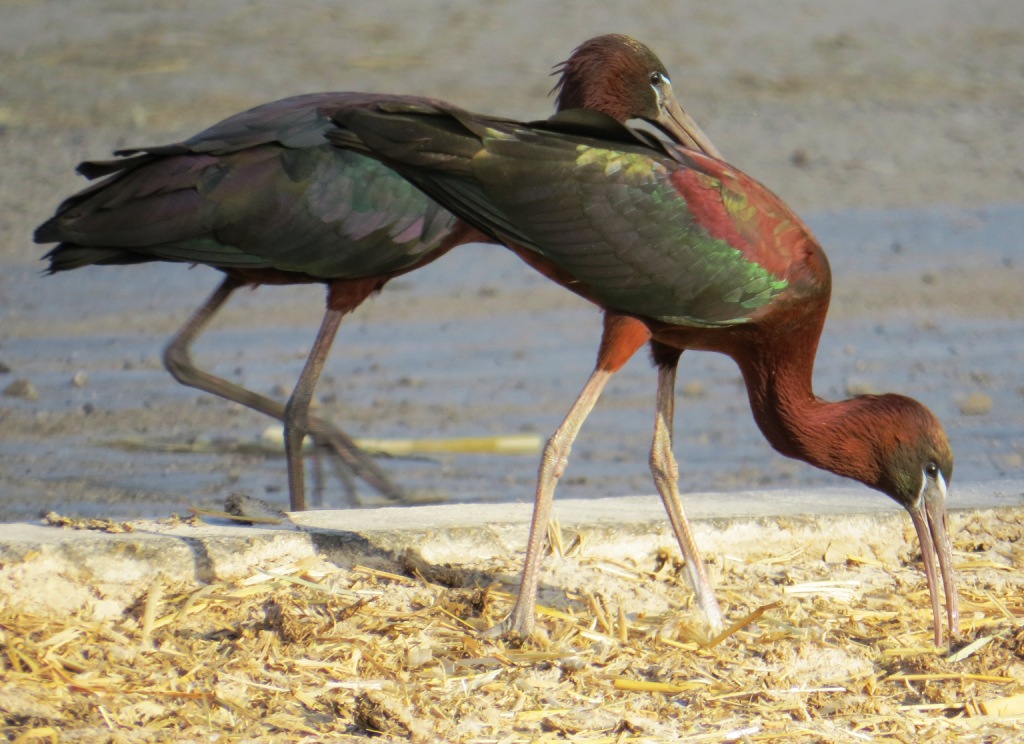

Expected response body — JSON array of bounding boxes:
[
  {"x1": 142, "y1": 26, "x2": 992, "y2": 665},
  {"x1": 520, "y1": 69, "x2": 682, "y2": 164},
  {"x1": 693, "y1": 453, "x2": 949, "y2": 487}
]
[{"x1": 467, "y1": 138, "x2": 790, "y2": 326}]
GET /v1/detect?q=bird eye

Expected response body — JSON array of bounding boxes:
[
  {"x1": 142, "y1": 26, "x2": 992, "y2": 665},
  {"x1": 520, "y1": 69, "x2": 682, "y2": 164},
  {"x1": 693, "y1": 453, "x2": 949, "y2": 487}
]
[
  {"x1": 649, "y1": 71, "x2": 666, "y2": 86},
  {"x1": 925, "y1": 462, "x2": 939, "y2": 479}
]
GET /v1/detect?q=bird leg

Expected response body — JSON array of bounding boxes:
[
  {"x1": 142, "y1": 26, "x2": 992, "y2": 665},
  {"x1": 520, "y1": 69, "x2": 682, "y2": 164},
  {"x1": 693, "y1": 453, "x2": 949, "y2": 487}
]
[
  {"x1": 282, "y1": 308, "x2": 346, "y2": 511},
  {"x1": 489, "y1": 366, "x2": 613, "y2": 639},
  {"x1": 648, "y1": 345, "x2": 725, "y2": 634},
  {"x1": 163, "y1": 276, "x2": 404, "y2": 508},
  {"x1": 489, "y1": 312, "x2": 651, "y2": 639}
]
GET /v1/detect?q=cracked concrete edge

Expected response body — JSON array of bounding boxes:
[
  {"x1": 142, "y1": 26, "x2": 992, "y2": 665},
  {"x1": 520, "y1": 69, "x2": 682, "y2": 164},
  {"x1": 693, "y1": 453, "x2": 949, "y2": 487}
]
[{"x1": 1, "y1": 484, "x2": 1021, "y2": 620}]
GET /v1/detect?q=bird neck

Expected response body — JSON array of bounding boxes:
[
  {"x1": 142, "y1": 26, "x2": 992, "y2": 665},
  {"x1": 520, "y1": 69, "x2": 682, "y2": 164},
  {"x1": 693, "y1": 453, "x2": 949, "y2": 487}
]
[{"x1": 735, "y1": 315, "x2": 883, "y2": 488}]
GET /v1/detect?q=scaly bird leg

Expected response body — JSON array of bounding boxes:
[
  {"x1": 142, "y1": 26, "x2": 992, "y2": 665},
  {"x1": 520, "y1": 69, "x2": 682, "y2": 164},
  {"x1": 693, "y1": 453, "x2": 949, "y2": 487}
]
[
  {"x1": 491, "y1": 367, "x2": 613, "y2": 639},
  {"x1": 648, "y1": 345, "x2": 724, "y2": 634},
  {"x1": 283, "y1": 308, "x2": 346, "y2": 512},
  {"x1": 489, "y1": 313, "x2": 651, "y2": 639},
  {"x1": 163, "y1": 276, "x2": 404, "y2": 508}
]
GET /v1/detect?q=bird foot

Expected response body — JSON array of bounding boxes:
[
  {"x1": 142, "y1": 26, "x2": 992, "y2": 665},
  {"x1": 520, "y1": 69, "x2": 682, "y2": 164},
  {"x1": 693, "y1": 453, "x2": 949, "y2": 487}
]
[
  {"x1": 303, "y1": 417, "x2": 408, "y2": 505},
  {"x1": 479, "y1": 617, "x2": 512, "y2": 640},
  {"x1": 478, "y1": 614, "x2": 535, "y2": 645}
]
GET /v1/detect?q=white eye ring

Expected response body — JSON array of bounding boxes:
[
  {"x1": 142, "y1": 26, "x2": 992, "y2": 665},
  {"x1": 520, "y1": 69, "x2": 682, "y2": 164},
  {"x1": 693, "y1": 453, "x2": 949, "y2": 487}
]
[{"x1": 917, "y1": 462, "x2": 948, "y2": 510}]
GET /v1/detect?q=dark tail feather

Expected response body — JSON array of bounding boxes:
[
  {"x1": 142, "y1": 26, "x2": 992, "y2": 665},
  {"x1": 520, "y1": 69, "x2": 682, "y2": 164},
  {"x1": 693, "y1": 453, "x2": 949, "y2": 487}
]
[
  {"x1": 33, "y1": 216, "x2": 62, "y2": 244},
  {"x1": 76, "y1": 152, "x2": 155, "y2": 180},
  {"x1": 43, "y1": 244, "x2": 153, "y2": 273}
]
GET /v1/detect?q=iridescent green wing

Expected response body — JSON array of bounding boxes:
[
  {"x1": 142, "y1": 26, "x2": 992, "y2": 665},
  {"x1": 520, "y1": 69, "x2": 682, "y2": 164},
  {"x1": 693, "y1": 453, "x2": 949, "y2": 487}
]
[
  {"x1": 469, "y1": 129, "x2": 794, "y2": 326},
  {"x1": 39, "y1": 94, "x2": 458, "y2": 279}
]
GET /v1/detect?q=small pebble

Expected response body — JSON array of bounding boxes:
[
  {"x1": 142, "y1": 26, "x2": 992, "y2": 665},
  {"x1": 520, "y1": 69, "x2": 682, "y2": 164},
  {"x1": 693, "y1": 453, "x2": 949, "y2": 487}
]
[
  {"x1": 560, "y1": 655, "x2": 587, "y2": 673},
  {"x1": 958, "y1": 392, "x2": 993, "y2": 416},
  {"x1": 71, "y1": 371, "x2": 88, "y2": 387},
  {"x1": 681, "y1": 380, "x2": 706, "y2": 398},
  {"x1": 845, "y1": 379, "x2": 878, "y2": 396},
  {"x1": 225, "y1": 492, "x2": 286, "y2": 521},
  {"x1": 790, "y1": 148, "x2": 810, "y2": 168},
  {"x1": 969, "y1": 370, "x2": 992, "y2": 385},
  {"x1": 0, "y1": 361, "x2": 11, "y2": 374},
  {"x1": 3, "y1": 379, "x2": 38, "y2": 400},
  {"x1": 1003, "y1": 453, "x2": 1023, "y2": 470}
]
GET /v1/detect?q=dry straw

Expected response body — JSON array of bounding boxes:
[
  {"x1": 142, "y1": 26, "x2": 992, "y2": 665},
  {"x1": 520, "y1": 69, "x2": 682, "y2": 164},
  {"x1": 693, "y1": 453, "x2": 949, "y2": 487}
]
[{"x1": 1, "y1": 510, "x2": 1022, "y2": 741}]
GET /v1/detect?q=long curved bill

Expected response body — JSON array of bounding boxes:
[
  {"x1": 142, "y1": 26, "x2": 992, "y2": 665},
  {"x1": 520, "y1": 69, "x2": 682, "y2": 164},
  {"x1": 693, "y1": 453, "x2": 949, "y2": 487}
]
[
  {"x1": 906, "y1": 474, "x2": 960, "y2": 647},
  {"x1": 651, "y1": 93, "x2": 723, "y2": 160}
]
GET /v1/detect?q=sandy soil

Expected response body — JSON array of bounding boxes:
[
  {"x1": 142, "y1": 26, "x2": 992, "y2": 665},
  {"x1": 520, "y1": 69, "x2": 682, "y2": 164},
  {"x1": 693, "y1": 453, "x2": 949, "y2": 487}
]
[{"x1": 0, "y1": 0, "x2": 1022, "y2": 518}]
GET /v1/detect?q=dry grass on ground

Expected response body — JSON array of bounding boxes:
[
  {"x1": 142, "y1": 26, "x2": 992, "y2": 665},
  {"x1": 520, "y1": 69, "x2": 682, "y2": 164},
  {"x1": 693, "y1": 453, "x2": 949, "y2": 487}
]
[{"x1": 2, "y1": 511, "x2": 1023, "y2": 742}]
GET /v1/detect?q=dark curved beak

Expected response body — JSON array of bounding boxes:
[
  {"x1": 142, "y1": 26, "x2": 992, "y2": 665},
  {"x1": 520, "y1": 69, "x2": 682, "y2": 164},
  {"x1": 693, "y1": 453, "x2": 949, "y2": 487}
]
[
  {"x1": 906, "y1": 476, "x2": 959, "y2": 647},
  {"x1": 651, "y1": 94, "x2": 723, "y2": 160}
]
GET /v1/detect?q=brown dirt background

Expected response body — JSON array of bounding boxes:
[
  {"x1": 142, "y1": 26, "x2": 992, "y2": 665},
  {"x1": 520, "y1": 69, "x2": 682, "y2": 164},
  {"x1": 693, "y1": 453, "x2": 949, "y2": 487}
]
[{"x1": 0, "y1": 0, "x2": 1022, "y2": 517}]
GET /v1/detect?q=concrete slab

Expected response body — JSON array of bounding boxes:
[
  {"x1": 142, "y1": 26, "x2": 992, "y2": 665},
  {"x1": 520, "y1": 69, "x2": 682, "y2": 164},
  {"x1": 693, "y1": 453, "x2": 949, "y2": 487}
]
[{"x1": 1, "y1": 480, "x2": 1020, "y2": 620}]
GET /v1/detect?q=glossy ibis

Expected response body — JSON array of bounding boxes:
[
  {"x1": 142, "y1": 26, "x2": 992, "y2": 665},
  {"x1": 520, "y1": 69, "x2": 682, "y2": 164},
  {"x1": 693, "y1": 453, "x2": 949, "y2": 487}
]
[
  {"x1": 329, "y1": 101, "x2": 959, "y2": 646},
  {"x1": 35, "y1": 35, "x2": 719, "y2": 512}
]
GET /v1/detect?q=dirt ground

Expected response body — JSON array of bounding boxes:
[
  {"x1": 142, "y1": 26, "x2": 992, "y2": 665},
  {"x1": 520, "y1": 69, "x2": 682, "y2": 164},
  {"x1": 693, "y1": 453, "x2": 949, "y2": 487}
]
[{"x1": 0, "y1": 0, "x2": 1022, "y2": 518}]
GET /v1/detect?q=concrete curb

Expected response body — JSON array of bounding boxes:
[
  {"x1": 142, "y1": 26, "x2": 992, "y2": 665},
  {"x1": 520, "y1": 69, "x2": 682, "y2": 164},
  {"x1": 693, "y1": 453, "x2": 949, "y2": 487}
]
[{"x1": 2, "y1": 482, "x2": 1021, "y2": 620}]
